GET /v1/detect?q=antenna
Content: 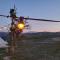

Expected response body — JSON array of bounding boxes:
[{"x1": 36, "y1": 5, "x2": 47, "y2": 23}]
[
  {"x1": 14, "y1": 0, "x2": 16, "y2": 10},
  {"x1": 13, "y1": 0, "x2": 17, "y2": 15},
  {"x1": 14, "y1": 4, "x2": 15, "y2": 10}
]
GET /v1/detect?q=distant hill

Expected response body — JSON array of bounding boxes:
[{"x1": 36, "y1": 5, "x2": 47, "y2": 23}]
[
  {"x1": 20, "y1": 32, "x2": 60, "y2": 40},
  {"x1": 23, "y1": 32, "x2": 60, "y2": 37},
  {"x1": 0, "y1": 32, "x2": 60, "y2": 40}
]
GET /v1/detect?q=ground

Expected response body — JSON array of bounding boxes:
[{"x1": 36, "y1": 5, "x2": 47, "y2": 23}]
[
  {"x1": 15, "y1": 37, "x2": 60, "y2": 60},
  {"x1": 0, "y1": 33, "x2": 60, "y2": 60}
]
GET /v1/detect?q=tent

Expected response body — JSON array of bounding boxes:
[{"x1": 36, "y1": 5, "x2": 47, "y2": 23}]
[{"x1": 0, "y1": 37, "x2": 8, "y2": 48}]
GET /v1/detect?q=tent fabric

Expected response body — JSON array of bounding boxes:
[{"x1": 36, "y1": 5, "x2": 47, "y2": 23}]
[{"x1": 0, "y1": 37, "x2": 8, "y2": 48}]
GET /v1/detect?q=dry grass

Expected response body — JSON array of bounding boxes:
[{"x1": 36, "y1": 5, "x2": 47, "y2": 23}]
[
  {"x1": 14, "y1": 37, "x2": 60, "y2": 60},
  {"x1": 1, "y1": 35, "x2": 60, "y2": 60}
]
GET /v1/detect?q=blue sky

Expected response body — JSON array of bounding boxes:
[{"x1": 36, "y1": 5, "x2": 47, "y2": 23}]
[{"x1": 0, "y1": 0, "x2": 60, "y2": 32}]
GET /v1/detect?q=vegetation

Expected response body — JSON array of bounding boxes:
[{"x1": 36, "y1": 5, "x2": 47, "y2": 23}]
[
  {"x1": 1, "y1": 32, "x2": 60, "y2": 60},
  {"x1": 0, "y1": 48, "x2": 6, "y2": 60}
]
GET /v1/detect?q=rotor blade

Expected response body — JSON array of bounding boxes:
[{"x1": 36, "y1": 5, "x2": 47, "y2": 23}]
[
  {"x1": 0, "y1": 15, "x2": 10, "y2": 17},
  {"x1": 24, "y1": 18, "x2": 60, "y2": 22}
]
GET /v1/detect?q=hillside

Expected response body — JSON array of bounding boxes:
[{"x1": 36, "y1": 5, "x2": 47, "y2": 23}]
[{"x1": 0, "y1": 32, "x2": 60, "y2": 60}]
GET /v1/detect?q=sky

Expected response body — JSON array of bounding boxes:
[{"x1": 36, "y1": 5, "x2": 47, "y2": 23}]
[{"x1": 0, "y1": 0, "x2": 60, "y2": 32}]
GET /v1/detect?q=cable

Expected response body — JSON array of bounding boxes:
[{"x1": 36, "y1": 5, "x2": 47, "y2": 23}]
[{"x1": 24, "y1": 18, "x2": 60, "y2": 22}]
